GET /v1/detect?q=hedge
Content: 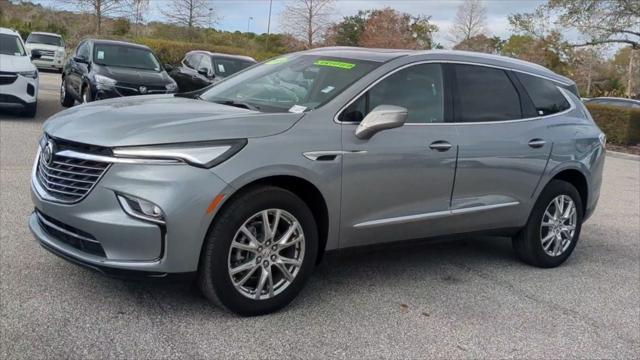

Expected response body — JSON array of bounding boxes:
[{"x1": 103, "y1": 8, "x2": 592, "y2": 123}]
[
  {"x1": 585, "y1": 104, "x2": 640, "y2": 146},
  {"x1": 133, "y1": 37, "x2": 280, "y2": 65}
]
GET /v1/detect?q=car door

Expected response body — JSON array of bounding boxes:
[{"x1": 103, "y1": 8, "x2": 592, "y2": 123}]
[
  {"x1": 68, "y1": 41, "x2": 90, "y2": 98},
  {"x1": 449, "y1": 63, "x2": 553, "y2": 233},
  {"x1": 339, "y1": 63, "x2": 459, "y2": 248}
]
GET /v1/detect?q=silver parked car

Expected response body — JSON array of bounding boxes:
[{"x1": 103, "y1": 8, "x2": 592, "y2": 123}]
[{"x1": 29, "y1": 48, "x2": 605, "y2": 315}]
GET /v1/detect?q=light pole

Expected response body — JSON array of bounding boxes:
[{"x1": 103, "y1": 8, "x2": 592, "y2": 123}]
[
  {"x1": 247, "y1": 17, "x2": 254, "y2": 33},
  {"x1": 208, "y1": 8, "x2": 213, "y2": 29},
  {"x1": 266, "y1": 0, "x2": 273, "y2": 49}
]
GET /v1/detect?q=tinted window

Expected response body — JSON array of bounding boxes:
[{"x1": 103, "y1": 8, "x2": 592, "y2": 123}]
[
  {"x1": 0, "y1": 34, "x2": 26, "y2": 56},
  {"x1": 340, "y1": 63, "x2": 444, "y2": 123},
  {"x1": 186, "y1": 53, "x2": 203, "y2": 69},
  {"x1": 516, "y1": 72, "x2": 570, "y2": 116},
  {"x1": 213, "y1": 57, "x2": 255, "y2": 76},
  {"x1": 454, "y1": 64, "x2": 521, "y2": 122},
  {"x1": 76, "y1": 42, "x2": 90, "y2": 59},
  {"x1": 93, "y1": 44, "x2": 160, "y2": 71},
  {"x1": 26, "y1": 34, "x2": 63, "y2": 47}
]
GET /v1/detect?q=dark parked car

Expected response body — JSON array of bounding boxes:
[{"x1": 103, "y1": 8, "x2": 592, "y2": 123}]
[
  {"x1": 583, "y1": 97, "x2": 640, "y2": 109},
  {"x1": 169, "y1": 51, "x2": 256, "y2": 92},
  {"x1": 60, "y1": 39, "x2": 177, "y2": 107}
]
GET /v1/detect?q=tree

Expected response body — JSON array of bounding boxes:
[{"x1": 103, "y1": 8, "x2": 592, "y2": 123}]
[
  {"x1": 324, "y1": 10, "x2": 368, "y2": 46},
  {"x1": 279, "y1": 0, "x2": 335, "y2": 48},
  {"x1": 159, "y1": 0, "x2": 213, "y2": 29},
  {"x1": 548, "y1": 0, "x2": 639, "y2": 49},
  {"x1": 449, "y1": 0, "x2": 488, "y2": 43},
  {"x1": 358, "y1": 8, "x2": 437, "y2": 50},
  {"x1": 124, "y1": 0, "x2": 149, "y2": 36},
  {"x1": 62, "y1": 0, "x2": 123, "y2": 34},
  {"x1": 453, "y1": 34, "x2": 503, "y2": 54}
]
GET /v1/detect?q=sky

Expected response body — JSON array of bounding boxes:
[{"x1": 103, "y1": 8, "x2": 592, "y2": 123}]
[{"x1": 33, "y1": 0, "x2": 565, "y2": 46}]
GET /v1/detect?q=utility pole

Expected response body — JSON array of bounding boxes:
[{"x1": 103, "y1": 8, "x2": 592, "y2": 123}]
[
  {"x1": 628, "y1": 49, "x2": 636, "y2": 99},
  {"x1": 266, "y1": 0, "x2": 273, "y2": 49},
  {"x1": 247, "y1": 16, "x2": 253, "y2": 33}
]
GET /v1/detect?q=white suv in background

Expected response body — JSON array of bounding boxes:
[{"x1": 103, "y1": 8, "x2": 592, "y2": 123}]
[
  {"x1": 24, "y1": 31, "x2": 65, "y2": 72},
  {"x1": 0, "y1": 27, "x2": 39, "y2": 117}
]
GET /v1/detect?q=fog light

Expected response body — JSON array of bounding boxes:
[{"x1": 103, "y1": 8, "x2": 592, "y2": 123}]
[{"x1": 117, "y1": 194, "x2": 165, "y2": 224}]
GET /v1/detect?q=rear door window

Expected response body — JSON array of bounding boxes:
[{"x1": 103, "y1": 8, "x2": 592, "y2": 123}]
[
  {"x1": 516, "y1": 72, "x2": 570, "y2": 116},
  {"x1": 453, "y1": 64, "x2": 522, "y2": 122}
]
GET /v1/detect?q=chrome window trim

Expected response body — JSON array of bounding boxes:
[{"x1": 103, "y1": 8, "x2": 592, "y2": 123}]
[
  {"x1": 334, "y1": 60, "x2": 575, "y2": 126},
  {"x1": 353, "y1": 201, "x2": 520, "y2": 228}
]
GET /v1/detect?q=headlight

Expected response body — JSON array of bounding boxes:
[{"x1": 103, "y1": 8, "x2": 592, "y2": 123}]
[
  {"x1": 112, "y1": 139, "x2": 247, "y2": 168},
  {"x1": 117, "y1": 193, "x2": 165, "y2": 224},
  {"x1": 95, "y1": 74, "x2": 117, "y2": 89},
  {"x1": 166, "y1": 80, "x2": 178, "y2": 92},
  {"x1": 17, "y1": 70, "x2": 38, "y2": 79}
]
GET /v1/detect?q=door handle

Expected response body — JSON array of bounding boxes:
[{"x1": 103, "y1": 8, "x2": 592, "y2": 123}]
[
  {"x1": 429, "y1": 141, "x2": 452, "y2": 152},
  {"x1": 528, "y1": 139, "x2": 546, "y2": 148}
]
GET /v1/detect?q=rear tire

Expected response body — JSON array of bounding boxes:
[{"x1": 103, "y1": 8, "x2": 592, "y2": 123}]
[
  {"x1": 198, "y1": 186, "x2": 318, "y2": 316},
  {"x1": 513, "y1": 180, "x2": 583, "y2": 268},
  {"x1": 60, "y1": 77, "x2": 74, "y2": 107}
]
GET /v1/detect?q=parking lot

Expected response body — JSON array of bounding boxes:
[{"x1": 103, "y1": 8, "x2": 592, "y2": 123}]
[{"x1": 1, "y1": 71, "x2": 639, "y2": 358}]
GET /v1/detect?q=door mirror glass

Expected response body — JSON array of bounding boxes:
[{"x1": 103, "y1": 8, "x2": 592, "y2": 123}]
[
  {"x1": 73, "y1": 55, "x2": 88, "y2": 64},
  {"x1": 31, "y1": 49, "x2": 42, "y2": 59},
  {"x1": 198, "y1": 67, "x2": 214, "y2": 78},
  {"x1": 355, "y1": 105, "x2": 407, "y2": 140}
]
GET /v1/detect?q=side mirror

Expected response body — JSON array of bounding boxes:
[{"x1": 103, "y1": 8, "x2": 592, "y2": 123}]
[
  {"x1": 198, "y1": 67, "x2": 213, "y2": 78},
  {"x1": 355, "y1": 105, "x2": 408, "y2": 140},
  {"x1": 31, "y1": 49, "x2": 42, "y2": 59},
  {"x1": 164, "y1": 63, "x2": 174, "y2": 72},
  {"x1": 73, "y1": 56, "x2": 88, "y2": 64}
]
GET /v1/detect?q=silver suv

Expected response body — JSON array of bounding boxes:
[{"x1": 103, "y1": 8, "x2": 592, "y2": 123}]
[{"x1": 29, "y1": 48, "x2": 605, "y2": 315}]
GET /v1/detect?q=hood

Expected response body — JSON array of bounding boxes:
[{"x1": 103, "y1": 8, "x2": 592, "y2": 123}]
[
  {"x1": 44, "y1": 95, "x2": 305, "y2": 147},
  {"x1": 0, "y1": 54, "x2": 36, "y2": 72},
  {"x1": 24, "y1": 43, "x2": 63, "y2": 51},
  {"x1": 100, "y1": 66, "x2": 172, "y2": 86}
]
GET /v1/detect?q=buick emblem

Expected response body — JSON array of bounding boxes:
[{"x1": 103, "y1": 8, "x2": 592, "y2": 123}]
[
  {"x1": 42, "y1": 140, "x2": 55, "y2": 166},
  {"x1": 139, "y1": 86, "x2": 147, "y2": 94}
]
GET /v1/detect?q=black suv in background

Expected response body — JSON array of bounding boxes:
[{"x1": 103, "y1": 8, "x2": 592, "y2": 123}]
[
  {"x1": 169, "y1": 51, "x2": 256, "y2": 92},
  {"x1": 60, "y1": 39, "x2": 177, "y2": 106}
]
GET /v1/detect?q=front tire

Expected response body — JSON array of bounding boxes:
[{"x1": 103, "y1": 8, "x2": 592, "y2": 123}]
[
  {"x1": 81, "y1": 84, "x2": 92, "y2": 103},
  {"x1": 60, "y1": 77, "x2": 74, "y2": 107},
  {"x1": 22, "y1": 101, "x2": 37, "y2": 118},
  {"x1": 198, "y1": 186, "x2": 318, "y2": 316},
  {"x1": 513, "y1": 180, "x2": 583, "y2": 268}
]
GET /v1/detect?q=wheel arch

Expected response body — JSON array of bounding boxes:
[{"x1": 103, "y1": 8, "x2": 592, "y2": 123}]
[
  {"x1": 544, "y1": 167, "x2": 589, "y2": 215},
  {"x1": 209, "y1": 174, "x2": 331, "y2": 265}
]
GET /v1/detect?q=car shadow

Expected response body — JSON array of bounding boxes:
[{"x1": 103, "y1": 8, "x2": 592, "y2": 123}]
[{"x1": 61, "y1": 235, "x2": 519, "y2": 318}]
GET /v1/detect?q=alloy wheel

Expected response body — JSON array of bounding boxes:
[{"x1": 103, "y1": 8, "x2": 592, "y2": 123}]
[
  {"x1": 227, "y1": 209, "x2": 305, "y2": 300},
  {"x1": 540, "y1": 195, "x2": 577, "y2": 257}
]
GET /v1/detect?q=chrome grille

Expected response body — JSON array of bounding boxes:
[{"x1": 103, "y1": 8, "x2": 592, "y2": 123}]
[
  {"x1": 35, "y1": 144, "x2": 110, "y2": 203},
  {"x1": 38, "y1": 49, "x2": 55, "y2": 57}
]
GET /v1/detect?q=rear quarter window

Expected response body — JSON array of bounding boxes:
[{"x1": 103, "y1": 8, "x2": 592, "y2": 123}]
[{"x1": 516, "y1": 72, "x2": 570, "y2": 116}]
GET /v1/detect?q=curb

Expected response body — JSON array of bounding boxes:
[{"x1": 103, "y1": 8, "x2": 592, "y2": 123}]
[{"x1": 606, "y1": 150, "x2": 640, "y2": 161}]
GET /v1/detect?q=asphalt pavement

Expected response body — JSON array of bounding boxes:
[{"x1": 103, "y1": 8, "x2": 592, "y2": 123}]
[{"x1": 1, "y1": 72, "x2": 639, "y2": 359}]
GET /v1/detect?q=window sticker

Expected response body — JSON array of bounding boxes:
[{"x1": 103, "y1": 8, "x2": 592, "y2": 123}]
[
  {"x1": 314, "y1": 60, "x2": 356, "y2": 69},
  {"x1": 321, "y1": 86, "x2": 335, "y2": 94},
  {"x1": 217, "y1": 64, "x2": 226, "y2": 73},
  {"x1": 97, "y1": 51, "x2": 105, "y2": 60},
  {"x1": 266, "y1": 57, "x2": 288, "y2": 65},
  {"x1": 288, "y1": 105, "x2": 307, "y2": 113}
]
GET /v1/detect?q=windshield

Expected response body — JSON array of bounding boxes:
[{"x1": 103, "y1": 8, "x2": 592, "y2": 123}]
[
  {"x1": 26, "y1": 34, "x2": 63, "y2": 47},
  {"x1": 93, "y1": 44, "x2": 161, "y2": 71},
  {"x1": 213, "y1": 57, "x2": 255, "y2": 77},
  {"x1": 200, "y1": 55, "x2": 379, "y2": 113},
  {"x1": 0, "y1": 34, "x2": 26, "y2": 56}
]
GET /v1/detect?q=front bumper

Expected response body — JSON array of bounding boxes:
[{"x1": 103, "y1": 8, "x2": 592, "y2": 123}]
[
  {"x1": 30, "y1": 153, "x2": 234, "y2": 275},
  {"x1": 32, "y1": 58, "x2": 64, "y2": 70},
  {"x1": 0, "y1": 74, "x2": 38, "y2": 106}
]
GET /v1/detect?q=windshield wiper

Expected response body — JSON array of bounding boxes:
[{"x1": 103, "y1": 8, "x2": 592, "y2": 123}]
[{"x1": 212, "y1": 99, "x2": 259, "y2": 111}]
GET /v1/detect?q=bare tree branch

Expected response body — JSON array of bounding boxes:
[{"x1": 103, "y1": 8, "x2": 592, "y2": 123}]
[{"x1": 279, "y1": 0, "x2": 335, "y2": 48}]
